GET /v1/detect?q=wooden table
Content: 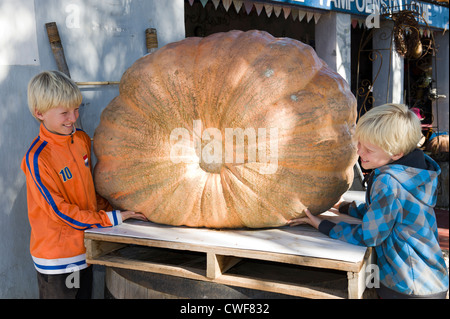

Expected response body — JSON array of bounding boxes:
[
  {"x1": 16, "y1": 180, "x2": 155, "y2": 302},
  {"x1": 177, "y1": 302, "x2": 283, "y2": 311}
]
[{"x1": 85, "y1": 209, "x2": 374, "y2": 299}]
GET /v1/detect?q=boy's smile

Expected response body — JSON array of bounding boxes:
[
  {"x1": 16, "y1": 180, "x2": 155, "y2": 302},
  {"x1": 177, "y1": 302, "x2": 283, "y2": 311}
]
[
  {"x1": 35, "y1": 106, "x2": 79, "y2": 136},
  {"x1": 357, "y1": 140, "x2": 403, "y2": 170}
]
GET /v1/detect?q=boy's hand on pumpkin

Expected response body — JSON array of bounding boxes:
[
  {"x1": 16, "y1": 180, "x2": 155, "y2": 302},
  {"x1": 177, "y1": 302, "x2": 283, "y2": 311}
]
[
  {"x1": 287, "y1": 209, "x2": 322, "y2": 229},
  {"x1": 120, "y1": 211, "x2": 148, "y2": 221}
]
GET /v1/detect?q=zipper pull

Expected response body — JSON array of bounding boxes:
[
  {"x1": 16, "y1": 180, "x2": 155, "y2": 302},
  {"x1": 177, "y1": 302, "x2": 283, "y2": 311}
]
[{"x1": 71, "y1": 125, "x2": 75, "y2": 144}]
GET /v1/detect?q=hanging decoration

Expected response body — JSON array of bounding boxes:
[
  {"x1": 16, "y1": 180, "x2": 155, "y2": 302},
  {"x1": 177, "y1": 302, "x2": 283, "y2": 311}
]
[
  {"x1": 244, "y1": 0, "x2": 253, "y2": 14},
  {"x1": 212, "y1": 0, "x2": 221, "y2": 9},
  {"x1": 283, "y1": 7, "x2": 291, "y2": 19},
  {"x1": 273, "y1": 5, "x2": 282, "y2": 17},
  {"x1": 392, "y1": 10, "x2": 423, "y2": 59},
  {"x1": 187, "y1": 0, "x2": 322, "y2": 24},
  {"x1": 298, "y1": 10, "x2": 306, "y2": 23},
  {"x1": 291, "y1": 8, "x2": 298, "y2": 21},
  {"x1": 222, "y1": 0, "x2": 232, "y2": 11},
  {"x1": 233, "y1": 0, "x2": 243, "y2": 13},
  {"x1": 264, "y1": 4, "x2": 273, "y2": 17},
  {"x1": 254, "y1": 3, "x2": 264, "y2": 16}
]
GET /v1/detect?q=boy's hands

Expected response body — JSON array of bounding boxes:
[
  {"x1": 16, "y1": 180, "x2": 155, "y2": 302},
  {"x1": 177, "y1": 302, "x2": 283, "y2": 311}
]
[
  {"x1": 288, "y1": 199, "x2": 346, "y2": 229},
  {"x1": 287, "y1": 209, "x2": 322, "y2": 229},
  {"x1": 120, "y1": 211, "x2": 148, "y2": 222}
]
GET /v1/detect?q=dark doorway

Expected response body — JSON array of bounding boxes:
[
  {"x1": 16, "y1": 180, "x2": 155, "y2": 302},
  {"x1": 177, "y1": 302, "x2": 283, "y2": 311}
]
[{"x1": 184, "y1": 0, "x2": 315, "y2": 48}]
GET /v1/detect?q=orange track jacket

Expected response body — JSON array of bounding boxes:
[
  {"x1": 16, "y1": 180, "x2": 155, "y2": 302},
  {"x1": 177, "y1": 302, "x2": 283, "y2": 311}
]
[{"x1": 21, "y1": 124, "x2": 122, "y2": 274}]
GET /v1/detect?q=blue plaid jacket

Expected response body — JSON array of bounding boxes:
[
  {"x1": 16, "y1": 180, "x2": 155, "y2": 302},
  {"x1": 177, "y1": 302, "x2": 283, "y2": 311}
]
[{"x1": 320, "y1": 152, "x2": 449, "y2": 296}]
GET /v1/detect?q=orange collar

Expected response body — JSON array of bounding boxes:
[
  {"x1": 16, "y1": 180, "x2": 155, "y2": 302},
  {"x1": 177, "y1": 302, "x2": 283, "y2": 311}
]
[{"x1": 39, "y1": 123, "x2": 76, "y2": 144}]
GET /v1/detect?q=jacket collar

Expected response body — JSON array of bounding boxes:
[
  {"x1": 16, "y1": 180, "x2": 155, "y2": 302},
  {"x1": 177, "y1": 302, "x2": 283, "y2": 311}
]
[
  {"x1": 365, "y1": 149, "x2": 438, "y2": 205},
  {"x1": 390, "y1": 148, "x2": 428, "y2": 170},
  {"x1": 39, "y1": 123, "x2": 76, "y2": 145}
]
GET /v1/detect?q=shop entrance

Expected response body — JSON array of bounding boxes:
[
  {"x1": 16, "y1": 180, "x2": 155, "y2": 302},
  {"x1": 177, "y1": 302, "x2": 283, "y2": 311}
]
[
  {"x1": 184, "y1": 0, "x2": 315, "y2": 47},
  {"x1": 351, "y1": 23, "x2": 374, "y2": 120},
  {"x1": 403, "y1": 44, "x2": 434, "y2": 126}
]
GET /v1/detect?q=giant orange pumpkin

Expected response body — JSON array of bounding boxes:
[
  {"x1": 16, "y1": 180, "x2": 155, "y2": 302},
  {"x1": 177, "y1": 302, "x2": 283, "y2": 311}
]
[{"x1": 94, "y1": 30, "x2": 358, "y2": 229}]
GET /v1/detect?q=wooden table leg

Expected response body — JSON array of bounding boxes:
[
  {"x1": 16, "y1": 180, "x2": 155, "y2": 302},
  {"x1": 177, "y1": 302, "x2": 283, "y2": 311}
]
[
  {"x1": 347, "y1": 248, "x2": 374, "y2": 299},
  {"x1": 206, "y1": 253, "x2": 242, "y2": 279}
]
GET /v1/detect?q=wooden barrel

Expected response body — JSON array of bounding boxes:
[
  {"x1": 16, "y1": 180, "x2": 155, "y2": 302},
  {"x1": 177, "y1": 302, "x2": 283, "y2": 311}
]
[{"x1": 104, "y1": 267, "x2": 302, "y2": 299}]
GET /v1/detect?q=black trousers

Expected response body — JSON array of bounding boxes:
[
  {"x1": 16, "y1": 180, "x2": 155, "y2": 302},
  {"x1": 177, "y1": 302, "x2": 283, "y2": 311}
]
[{"x1": 36, "y1": 266, "x2": 93, "y2": 299}]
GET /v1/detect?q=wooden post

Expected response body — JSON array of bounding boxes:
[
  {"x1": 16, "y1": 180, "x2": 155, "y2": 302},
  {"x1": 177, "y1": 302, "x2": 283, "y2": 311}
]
[
  {"x1": 145, "y1": 28, "x2": 158, "y2": 54},
  {"x1": 45, "y1": 22, "x2": 71, "y2": 77},
  {"x1": 347, "y1": 248, "x2": 374, "y2": 299},
  {"x1": 206, "y1": 253, "x2": 241, "y2": 279}
]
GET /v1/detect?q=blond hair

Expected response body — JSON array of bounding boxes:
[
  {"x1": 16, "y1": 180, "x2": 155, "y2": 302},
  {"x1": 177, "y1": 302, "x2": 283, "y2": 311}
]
[
  {"x1": 355, "y1": 103, "x2": 422, "y2": 156},
  {"x1": 27, "y1": 71, "x2": 82, "y2": 121},
  {"x1": 426, "y1": 135, "x2": 449, "y2": 154}
]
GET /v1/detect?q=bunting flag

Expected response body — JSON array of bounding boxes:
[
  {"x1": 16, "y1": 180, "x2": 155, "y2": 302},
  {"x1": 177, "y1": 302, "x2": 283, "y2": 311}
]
[
  {"x1": 298, "y1": 10, "x2": 306, "y2": 22},
  {"x1": 212, "y1": 0, "x2": 220, "y2": 9},
  {"x1": 254, "y1": 3, "x2": 264, "y2": 16},
  {"x1": 191, "y1": 0, "x2": 324, "y2": 24},
  {"x1": 273, "y1": 5, "x2": 282, "y2": 17},
  {"x1": 244, "y1": 0, "x2": 253, "y2": 14},
  {"x1": 314, "y1": 12, "x2": 321, "y2": 24},
  {"x1": 283, "y1": 7, "x2": 291, "y2": 19},
  {"x1": 222, "y1": 0, "x2": 232, "y2": 11},
  {"x1": 264, "y1": 4, "x2": 273, "y2": 17},
  {"x1": 291, "y1": 8, "x2": 298, "y2": 21},
  {"x1": 233, "y1": 0, "x2": 243, "y2": 13}
]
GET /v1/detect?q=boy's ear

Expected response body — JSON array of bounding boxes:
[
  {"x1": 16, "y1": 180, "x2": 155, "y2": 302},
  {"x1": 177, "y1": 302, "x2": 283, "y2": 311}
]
[
  {"x1": 391, "y1": 152, "x2": 404, "y2": 161},
  {"x1": 34, "y1": 110, "x2": 44, "y2": 121}
]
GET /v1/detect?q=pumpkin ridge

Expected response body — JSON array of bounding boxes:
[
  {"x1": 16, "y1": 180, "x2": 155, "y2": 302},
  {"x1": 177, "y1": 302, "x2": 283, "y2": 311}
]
[
  {"x1": 221, "y1": 167, "x2": 287, "y2": 228},
  {"x1": 141, "y1": 63, "x2": 192, "y2": 133},
  {"x1": 190, "y1": 31, "x2": 270, "y2": 129},
  {"x1": 200, "y1": 173, "x2": 237, "y2": 228},
  {"x1": 149, "y1": 167, "x2": 207, "y2": 226},
  {"x1": 223, "y1": 164, "x2": 288, "y2": 227},
  {"x1": 217, "y1": 168, "x2": 249, "y2": 228},
  {"x1": 128, "y1": 46, "x2": 198, "y2": 133},
  {"x1": 218, "y1": 42, "x2": 321, "y2": 130},
  {"x1": 232, "y1": 164, "x2": 303, "y2": 220},
  {"x1": 192, "y1": 33, "x2": 243, "y2": 129}
]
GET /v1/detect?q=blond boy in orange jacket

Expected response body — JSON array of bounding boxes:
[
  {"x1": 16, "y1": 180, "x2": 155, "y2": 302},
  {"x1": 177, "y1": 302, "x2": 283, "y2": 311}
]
[{"x1": 21, "y1": 71, "x2": 146, "y2": 298}]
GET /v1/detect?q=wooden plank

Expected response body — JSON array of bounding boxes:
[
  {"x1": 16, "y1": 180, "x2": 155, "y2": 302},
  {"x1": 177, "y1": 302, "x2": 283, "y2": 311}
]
[
  {"x1": 85, "y1": 217, "x2": 367, "y2": 269},
  {"x1": 90, "y1": 248, "x2": 347, "y2": 299},
  {"x1": 87, "y1": 252, "x2": 206, "y2": 280},
  {"x1": 84, "y1": 238, "x2": 125, "y2": 259},
  {"x1": 215, "y1": 273, "x2": 345, "y2": 299},
  {"x1": 84, "y1": 201, "x2": 373, "y2": 299},
  {"x1": 84, "y1": 230, "x2": 365, "y2": 272}
]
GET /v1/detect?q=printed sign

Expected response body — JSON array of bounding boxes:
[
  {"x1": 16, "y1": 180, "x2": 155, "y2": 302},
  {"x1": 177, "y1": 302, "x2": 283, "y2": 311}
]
[{"x1": 275, "y1": 0, "x2": 449, "y2": 29}]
